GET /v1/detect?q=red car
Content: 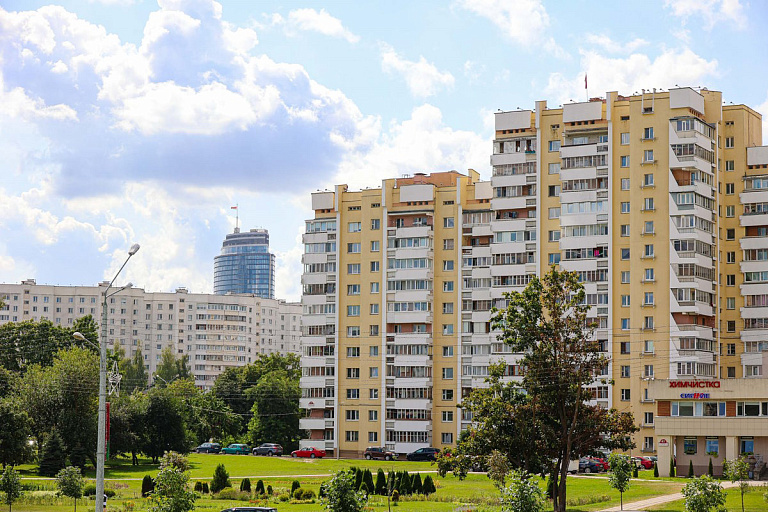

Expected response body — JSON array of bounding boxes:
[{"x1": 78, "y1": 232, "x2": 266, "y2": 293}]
[
  {"x1": 633, "y1": 456, "x2": 654, "y2": 469},
  {"x1": 291, "y1": 447, "x2": 326, "y2": 459}
]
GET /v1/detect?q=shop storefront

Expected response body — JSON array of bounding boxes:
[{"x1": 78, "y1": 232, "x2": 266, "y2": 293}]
[{"x1": 649, "y1": 379, "x2": 768, "y2": 478}]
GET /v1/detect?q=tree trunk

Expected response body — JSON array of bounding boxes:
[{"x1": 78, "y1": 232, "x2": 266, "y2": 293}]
[{"x1": 620, "y1": 492, "x2": 623, "y2": 510}]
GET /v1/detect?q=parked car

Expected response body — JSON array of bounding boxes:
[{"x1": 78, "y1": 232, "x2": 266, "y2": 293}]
[
  {"x1": 579, "y1": 458, "x2": 604, "y2": 473},
  {"x1": 253, "y1": 443, "x2": 283, "y2": 456},
  {"x1": 220, "y1": 508, "x2": 277, "y2": 512},
  {"x1": 589, "y1": 457, "x2": 609, "y2": 471},
  {"x1": 406, "y1": 447, "x2": 441, "y2": 461},
  {"x1": 196, "y1": 442, "x2": 222, "y2": 454},
  {"x1": 221, "y1": 444, "x2": 250, "y2": 455},
  {"x1": 291, "y1": 447, "x2": 326, "y2": 459},
  {"x1": 364, "y1": 447, "x2": 396, "y2": 461},
  {"x1": 636, "y1": 456, "x2": 654, "y2": 469}
]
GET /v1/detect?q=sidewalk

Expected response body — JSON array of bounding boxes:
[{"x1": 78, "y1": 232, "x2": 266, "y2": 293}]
[{"x1": 598, "y1": 480, "x2": 762, "y2": 512}]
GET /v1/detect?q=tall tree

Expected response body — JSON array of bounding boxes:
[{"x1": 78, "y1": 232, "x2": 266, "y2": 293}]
[
  {"x1": 247, "y1": 370, "x2": 301, "y2": 451},
  {"x1": 121, "y1": 348, "x2": 149, "y2": 393},
  {"x1": 143, "y1": 388, "x2": 189, "y2": 462},
  {"x1": 490, "y1": 269, "x2": 636, "y2": 512},
  {"x1": 0, "y1": 399, "x2": 31, "y2": 468},
  {"x1": 154, "y1": 347, "x2": 192, "y2": 387}
]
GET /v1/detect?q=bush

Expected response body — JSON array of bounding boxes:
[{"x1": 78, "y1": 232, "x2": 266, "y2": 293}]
[
  {"x1": 141, "y1": 475, "x2": 154, "y2": 497},
  {"x1": 291, "y1": 480, "x2": 301, "y2": 495},
  {"x1": 211, "y1": 464, "x2": 231, "y2": 494},
  {"x1": 399, "y1": 471, "x2": 411, "y2": 495},
  {"x1": 214, "y1": 488, "x2": 250, "y2": 501},
  {"x1": 278, "y1": 493, "x2": 290, "y2": 502},
  {"x1": 376, "y1": 468, "x2": 387, "y2": 495},
  {"x1": 688, "y1": 460, "x2": 695, "y2": 478},
  {"x1": 318, "y1": 482, "x2": 327, "y2": 498},
  {"x1": 545, "y1": 473, "x2": 555, "y2": 499},
  {"x1": 354, "y1": 468, "x2": 363, "y2": 490},
  {"x1": 240, "y1": 478, "x2": 251, "y2": 493},
  {"x1": 422, "y1": 475, "x2": 436, "y2": 495},
  {"x1": 412, "y1": 473, "x2": 423, "y2": 494},
  {"x1": 82, "y1": 485, "x2": 115, "y2": 498},
  {"x1": 363, "y1": 469, "x2": 374, "y2": 494},
  {"x1": 267, "y1": 484, "x2": 273, "y2": 495},
  {"x1": 254, "y1": 479, "x2": 265, "y2": 495},
  {"x1": 392, "y1": 489, "x2": 400, "y2": 502},
  {"x1": 653, "y1": 462, "x2": 659, "y2": 478},
  {"x1": 201, "y1": 482, "x2": 209, "y2": 494},
  {"x1": 682, "y1": 475, "x2": 726, "y2": 512},
  {"x1": 302, "y1": 489, "x2": 315, "y2": 499},
  {"x1": 360, "y1": 482, "x2": 370, "y2": 496},
  {"x1": 633, "y1": 465, "x2": 639, "y2": 478},
  {"x1": 194, "y1": 481, "x2": 203, "y2": 492}
]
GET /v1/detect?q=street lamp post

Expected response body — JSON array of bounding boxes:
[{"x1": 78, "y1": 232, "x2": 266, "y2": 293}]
[{"x1": 76, "y1": 243, "x2": 140, "y2": 512}]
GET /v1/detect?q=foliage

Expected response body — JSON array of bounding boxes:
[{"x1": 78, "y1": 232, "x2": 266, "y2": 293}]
[
  {"x1": 422, "y1": 475, "x2": 436, "y2": 495},
  {"x1": 608, "y1": 454, "x2": 632, "y2": 510},
  {"x1": 254, "y1": 479, "x2": 264, "y2": 495},
  {"x1": 500, "y1": 469, "x2": 547, "y2": 512},
  {"x1": 723, "y1": 457, "x2": 750, "y2": 512},
  {"x1": 210, "y1": 463, "x2": 231, "y2": 494},
  {"x1": 0, "y1": 399, "x2": 31, "y2": 467},
  {"x1": 321, "y1": 470, "x2": 367, "y2": 512},
  {"x1": 82, "y1": 485, "x2": 115, "y2": 498},
  {"x1": 681, "y1": 475, "x2": 726, "y2": 512},
  {"x1": 246, "y1": 370, "x2": 302, "y2": 452},
  {"x1": 38, "y1": 429, "x2": 67, "y2": 477},
  {"x1": 193, "y1": 481, "x2": 202, "y2": 492},
  {"x1": 688, "y1": 460, "x2": 695, "y2": 478},
  {"x1": 0, "y1": 319, "x2": 91, "y2": 373},
  {"x1": 154, "y1": 348, "x2": 192, "y2": 388},
  {"x1": 239, "y1": 477, "x2": 251, "y2": 493},
  {"x1": 159, "y1": 451, "x2": 189, "y2": 472},
  {"x1": 412, "y1": 472, "x2": 423, "y2": 494},
  {"x1": 487, "y1": 449, "x2": 511, "y2": 489},
  {"x1": 148, "y1": 465, "x2": 196, "y2": 512},
  {"x1": 0, "y1": 465, "x2": 22, "y2": 512},
  {"x1": 376, "y1": 468, "x2": 387, "y2": 495},
  {"x1": 143, "y1": 388, "x2": 189, "y2": 462},
  {"x1": 362, "y1": 469, "x2": 374, "y2": 495},
  {"x1": 109, "y1": 392, "x2": 147, "y2": 465},
  {"x1": 141, "y1": 475, "x2": 155, "y2": 497},
  {"x1": 55, "y1": 466, "x2": 83, "y2": 512},
  {"x1": 654, "y1": 462, "x2": 659, "y2": 477},
  {"x1": 489, "y1": 269, "x2": 638, "y2": 512},
  {"x1": 201, "y1": 482, "x2": 209, "y2": 494},
  {"x1": 633, "y1": 464, "x2": 639, "y2": 478},
  {"x1": 267, "y1": 484, "x2": 273, "y2": 495},
  {"x1": 118, "y1": 345, "x2": 149, "y2": 393},
  {"x1": 291, "y1": 480, "x2": 301, "y2": 494}
]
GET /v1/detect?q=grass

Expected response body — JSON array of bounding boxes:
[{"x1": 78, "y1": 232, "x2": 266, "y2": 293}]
[{"x1": 649, "y1": 487, "x2": 768, "y2": 511}]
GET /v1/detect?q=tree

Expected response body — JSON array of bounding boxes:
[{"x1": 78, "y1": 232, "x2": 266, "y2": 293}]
[
  {"x1": 246, "y1": 370, "x2": 301, "y2": 451},
  {"x1": 240, "y1": 478, "x2": 251, "y2": 493},
  {"x1": 688, "y1": 460, "x2": 695, "y2": 478},
  {"x1": 159, "y1": 451, "x2": 190, "y2": 472},
  {"x1": 165, "y1": 379, "x2": 239, "y2": 445},
  {"x1": 500, "y1": 469, "x2": 546, "y2": 512},
  {"x1": 119, "y1": 346, "x2": 149, "y2": 393},
  {"x1": 142, "y1": 475, "x2": 155, "y2": 497},
  {"x1": 723, "y1": 457, "x2": 750, "y2": 512},
  {"x1": 38, "y1": 429, "x2": 67, "y2": 477},
  {"x1": 254, "y1": 479, "x2": 264, "y2": 495},
  {"x1": 708, "y1": 458, "x2": 713, "y2": 477},
  {"x1": 55, "y1": 466, "x2": 84, "y2": 512},
  {"x1": 154, "y1": 348, "x2": 191, "y2": 387},
  {"x1": 376, "y1": 469, "x2": 387, "y2": 495},
  {"x1": 489, "y1": 268, "x2": 637, "y2": 512},
  {"x1": 0, "y1": 400, "x2": 31, "y2": 468},
  {"x1": 412, "y1": 473, "x2": 422, "y2": 494},
  {"x1": 422, "y1": 475, "x2": 436, "y2": 495},
  {"x1": 321, "y1": 470, "x2": 367, "y2": 512},
  {"x1": 210, "y1": 463, "x2": 231, "y2": 494},
  {"x1": 108, "y1": 392, "x2": 146, "y2": 465},
  {"x1": 487, "y1": 449, "x2": 511, "y2": 489},
  {"x1": 363, "y1": 469, "x2": 374, "y2": 496},
  {"x1": 681, "y1": 475, "x2": 726, "y2": 512},
  {"x1": 148, "y1": 465, "x2": 196, "y2": 512},
  {"x1": 608, "y1": 454, "x2": 632, "y2": 511},
  {"x1": 0, "y1": 465, "x2": 22, "y2": 512},
  {"x1": 143, "y1": 388, "x2": 189, "y2": 462},
  {"x1": 653, "y1": 462, "x2": 659, "y2": 478}
]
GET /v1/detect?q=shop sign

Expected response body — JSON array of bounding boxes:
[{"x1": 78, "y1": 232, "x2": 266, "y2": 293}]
[
  {"x1": 680, "y1": 393, "x2": 710, "y2": 399},
  {"x1": 669, "y1": 381, "x2": 720, "y2": 388},
  {"x1": 658, "y1": 438, "x2": 669, "y2": 447}
]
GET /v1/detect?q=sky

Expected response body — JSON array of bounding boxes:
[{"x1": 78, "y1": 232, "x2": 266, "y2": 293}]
[{"x1": 1, "y1": 0, "x2": 767, "y2": 301}]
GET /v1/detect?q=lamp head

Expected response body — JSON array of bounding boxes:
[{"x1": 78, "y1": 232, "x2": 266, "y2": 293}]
[
  {"x1": 128, "y1": 243, "x2": 140, "y2": 256},
  {"x1": 73, "y1": 331, "x2": 86, "y2": 341}
]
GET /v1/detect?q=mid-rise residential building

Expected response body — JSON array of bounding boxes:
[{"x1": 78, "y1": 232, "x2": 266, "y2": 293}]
[
  {"x1": 300, "y1": 87, "x2": 768, "y2": 459},
  {"x1": 214, "y1": 228, "x2": 276, "y2": 299},
  {"x1": 0, "y1": 279, "x2": 299, "y2": 388}
]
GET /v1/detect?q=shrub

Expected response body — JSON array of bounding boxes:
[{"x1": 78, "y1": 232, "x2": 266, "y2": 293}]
[
  {"x1": 278, "y1": 493, "x2": 290, "y2": 502},
  {"x1": 363, "y1": 469, "x2": 374, "y2": 494},
  {"x1": 376, "y1": 469, "x2": 387, "y2": 495},
  {"x1": 320, "y1": 470, "x2": 367, "y2": 512},
  {"x1": 499, "y1": 469, "x2": 547, "y2": 512},
  {"x1": 201, "y1": 482, "x2": 209, "y2": 494},
  {"x1": 254, "y1": 479, "x2": 265, "y2": 495},
  {"x1": 291, "y1": 480, "x2": 301, "y2": 495},
  {"x1": 302, "y1": 489, "x2": 315, "y2": 499},
  {"x1": 266, "y1": 484, "x2": 273, "y2": 495},
  {"x1": 422, "y1": 475, "x2": 436, "y2": 495},
  {"x1": 318, "y1": 483, "x2": 327, "y2": 498},
  {"x1": 399, "y1": 471, "x2": 411, "y2": 495},
  {"x1": 392, "y1": 489, "x2": 400, "y2": 502},
  {"x1": 354, "y1": 468, "x2": 363, "y2": 490},
  {"x1": 360, "y1": 482, "x2": 370, "y2": 496},
  {"x1": 141, "y1": 475, "x2": 154, "y2": 497},
  {"x1": 653, "y1": 462, "x2": 659, "y2": 478},
  {"x1": 210, "y1": 464, "x2": 231, "y2": 494},
  {"x1": 689, "y1": 460, "x2": 695, "y2": 478},
  {"x1": 38, "y1": 429, "x2": 67, "y2": 477},
  {"x1": 632, "y1": 465, "x2": 638, "y2": 478},
  {"x1": 412, "y1": 473, "x2": 423, "y2": 494},
  {"x1": 82, "y1": 485, "x2": 115, "y2": 498},
  {"x1": 293, "y1": 488, "x2": 303, "y2": 500},
  {"x1": 194, "y1": 481, "x2": 203, "y2": 492},
  {"x1": 682, "y1": 475, "x2": 726, "y2": 512},
  {"x1": 214, "y1": 488, "x2": 250, "y2": 501},
  {"x1": 239, "y1": 478, "x2": 251, "y2": 493}
]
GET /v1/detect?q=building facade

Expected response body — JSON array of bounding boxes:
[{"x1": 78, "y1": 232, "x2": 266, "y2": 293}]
[
  {"x1": 0, "y1": 280, "x2": 300, "y2": 389},
  {"x1": 300, "y1": 87, "x2": 768, "y2": 458},
  {"x1": 214, "y1": 228, "x2": 276, "y2": 299}
]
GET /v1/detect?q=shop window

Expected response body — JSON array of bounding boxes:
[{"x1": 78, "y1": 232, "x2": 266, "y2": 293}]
[
  {"x1": 737, "y1": 402, "x2": 761, "y2": 416},
  {"x1": 684, "y1": 438, "x2": 697, "y2": 455},
  {"x1": 705, "y1": 438, "x2": 719, "y2": 456},
  {"x1": 741, "y1": 438, "x2": 754, "y2": 455}
]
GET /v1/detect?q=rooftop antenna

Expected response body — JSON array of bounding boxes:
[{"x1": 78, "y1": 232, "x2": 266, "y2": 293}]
[{"x1": 231, "y1": 204, "x2": 240, "y2": 233}]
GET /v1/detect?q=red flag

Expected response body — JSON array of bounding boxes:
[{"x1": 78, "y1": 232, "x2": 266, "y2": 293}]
[
  {"x1": 585, "y1": 74, "x2": 588, "y2": 90},
  {"x1": 231, "y1": 206, "x2": 238, "y2": 210}
]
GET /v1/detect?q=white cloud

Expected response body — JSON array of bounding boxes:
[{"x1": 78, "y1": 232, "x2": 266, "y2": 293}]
[
  {"x1": 282, "y1": 8, "x2": 360, "y2": 43},
  {"x1": 664, "y1": 0, "x2": 747, "y2": 29},
  {"x1": 545, "y1": 48, "x2": 719, "y2": 106},
  {"x1": 380, "y1": 43, "x2": 455, "y2": 98},
  {"x1": 584, "y1": 34, "x2": 649, "y2": 54}
]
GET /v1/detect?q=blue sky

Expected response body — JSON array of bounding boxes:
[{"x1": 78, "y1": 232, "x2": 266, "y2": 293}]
[{"x1": 1, "y1": 0, "x2": 766, "y2": 300}]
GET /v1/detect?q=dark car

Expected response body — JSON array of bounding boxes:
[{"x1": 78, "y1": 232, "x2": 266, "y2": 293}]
[
  {"x1": 196, "y1": 442, "x2": 222, "y2": 454},
  {"x1": 363, "y1": 447, "x2": 396, "y2": 461},
  {"x1": 220, "y1": 508, "x2": 277, "y2": 512},
  {"x1": 253, "y1": 443, "x2": 283, "y2": 456},
  {"x1": 406, "y1": 447, "x2": 440, "y2": 461},
  {"x1": 579, "y1": 458, "x2": 603, "y2": 473}
]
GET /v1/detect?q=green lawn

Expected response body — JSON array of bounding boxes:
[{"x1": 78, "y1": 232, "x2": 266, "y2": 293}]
[{"x1": 649, "y1": 487, "x2": 768, "y2": 511}]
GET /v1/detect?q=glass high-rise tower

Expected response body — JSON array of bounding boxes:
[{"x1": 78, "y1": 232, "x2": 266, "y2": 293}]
[{"x1": 214, "y1": 228, "x2": 275, "y2": 298}]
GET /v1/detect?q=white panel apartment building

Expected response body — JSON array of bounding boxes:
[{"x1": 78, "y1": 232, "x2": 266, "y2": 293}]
[{"x1": 0, "y1": 279, "x2": 300, "y2": 388}]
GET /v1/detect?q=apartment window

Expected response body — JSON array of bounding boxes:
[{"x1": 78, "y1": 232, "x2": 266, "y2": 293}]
[
  {"x1": 620, "y1": 224, "x2": 630, "y2": 237},
  {"x1": 643, "y1": 127, "x2": 654, "y2": 140},
  {"x1": 621, "y1": 295, "x2": 630, "y2": 307},
  {"x1": 620, "y1": 156, "x2": 629, "y2": 167},
  {"x1": 368, "y1": 432, "x2": 378, "y2": 443},
  {"x1": 726, "y1": 274, "x2": 735, "y2": 286},
  {"x1": 348, "y1": 285, "x2": 361, "y2": 295},
  {"x1": 621, "y1": 178, "x2": 630, "y2": 190},
  {"x1": 620, "y1": 365, "x2": 630, "y2": 378},
  {"x1": 444, "y1": 217, "x2": 455, "y2": 228},
  {"x1": 727, "y1": 344, "x2": 736, "y2": 356},
  {"x1": 442, "y1": 411, "x2": 454, "y2": 422},
  {"x1": 370, "y1": 303, "x2": 379, "y2": 314},
  {"x1": 369, "y1": 367, "x2": 379, "y2": 378},
  {"x1": 347, "y1": 326, "x2": 361, "y2": 337},
  {"x1": 725, "y1": 160, "x2": 735, "y2": 171},
  {"x1": 348, "y1": 264, "x2": 361, "y2": 274},
  {"x1": 548, "y1": 253, "x2": 560, "y2": 265},
  {"x1": 644, "y1": 364, "x2": 654, "y2": 378},
  {"x1": 548, "y1": 185, "x2": 560, "y2": 197},
  {"x1": 726, "y1": 297, "x2": 736, "y2": 310},
  {"x1": 443, "y1": 281, "x2": 454, "y2": 292},
  {"x1": 621, "y1": 248, "x2": 630, "y2": 260},
  {"x1": 548, "y1": 207, "x2": 560, "y2": 219},
  {"x1": 370, "y1": 261, "x2": 380, "y2": 272},
  {"x1": 620, "y1": 132, "x2": 630, "y2": 145},
  {"x1": 347, "y1": 368, "x2": 360, "y2": 379},
  {"x1": 548, "y1": 230, "x2": 560, "y2": 242},
  {"x1": 347, "y1": 243, "x2": 361, "y2": 253},
  {"x1": 371, "y1": 240, "x2": 380, "y2": 252},
  {"x1": 644, "y1": 221, "x2": 654, "y2": 234},
  {"x1": 725, "y1": 137, "x2": 734, "y2": 148},
  {"x1": 369, "y1": 390, "x2": 378, "y2": 401},
  {"x1": 442, "y1": 302, "x2": 453, "y2": 314},
  {"x1": 644, "y1": 316, "x2": 654, "y2": 330},
  {"x1": 548, "y1": 140, "x2": 561, "y2": 151},
  {"x1": 621, "y1": 319, "x2": 630, "y2": 331},
  {"x1": 644, "y1": 292, "x2": 654, "y2": 305},
  {"x1": 442, "y1": 346, "x2": 454, "y2": 357},
  {"x1": 644, "y1": 244, "x2": 654, "y2": 258},
  {"x1": 441, "y1": 433, "x2": 453, "y2": 444},
  {"x1": 371, "y1": 219, "x2": 380, "y2": 230},
  {"x1": 348, "y1": 222, "x2": 362, "y2": 232},
  {"x1": 370, "y1": 325, "x2": 379, "y2": 335},
  {"x1": 727, "y1": 252, "x2": 735, "y2": 263},
  {"x1": 442, "y1": 389, "x2": 454, "y2": 400},
  {"x1": 442, "y1": 368, "x2": 454, "y2": 379},
  {"x1": 643, "y1": 173, "x2": 654, "y2": 187},
  {"x1": 443, "y1": 260, "x2": 454, "y2": 271},
  {"x1": 621, "y1": 271, "x2": 630, "y2": 284},
  {"x1": 548, "y1": 162, "x2": 561, "y2": 174},
  {"x1": 443, "y1": 239, "x2": 454, "y2": 250},
  {"x1": 347, "y1": 389, "x2": 359, "y2": 399},
  {"x1": 345, "y1": 431, "x2": 359, "y2": 442},
  {"x1": 442, "y1": 324, "x2": 454, "y2": 335},
  {"x1": 621, "y1": 389, "x2": 631, "y2": 401},
  {"x1": 726, "y1": 228, "x2": 735, "y2": 240},
  {"x1": 643, "y1": 198, "x2": 654, "y2": 211},
  {"x1": 347, "y1": 305, "x2": 360, "y2": 317},
  {"x1": 727, "y1": 320, "x2": 736, "y2": 332},
  {"x1": 644, "y1": 412, "x2": 654, "y2": 425},
  {"x1": 644, "y1": 340, "x2": 655, "y2": 354},
  {"x1": 644, "y1": 268, "x2": 655, "y2": 282},
  {"x1": 726, "y1": 183, "x2": 735, "y2": 195},
  {"x1": 621, "y1": 202, "x2": 630, "y2": 213},
  {"x1": 642, "y1": 149, "x2": 654, "y2": 163},
  {"x1": 725, "y1": 205, "x2": 735, "y2": 218},
  {"x1": 370, "y1": 282, "x2": 379, "y2": 293},
  {"x1": 369, "y1": 346, "x2": 379, "y2": 357}
]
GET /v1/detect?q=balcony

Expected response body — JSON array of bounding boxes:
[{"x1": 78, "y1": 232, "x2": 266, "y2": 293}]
[{"x1": 299, "y1": 417, "x2": 328, "y2": 431}]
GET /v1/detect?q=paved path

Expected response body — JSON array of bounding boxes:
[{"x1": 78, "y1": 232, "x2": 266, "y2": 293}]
[{"x1": 598, "y1": 480, "x2": 763, "y2": 512}]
